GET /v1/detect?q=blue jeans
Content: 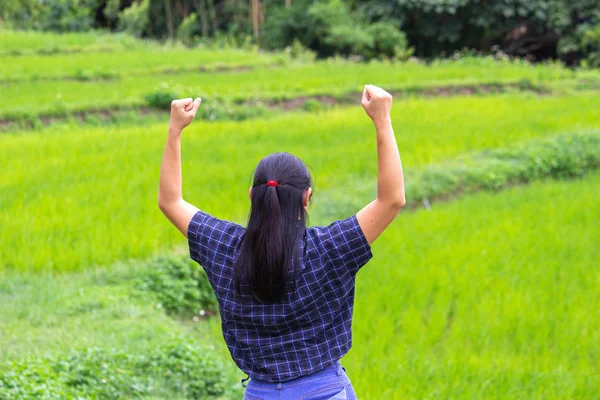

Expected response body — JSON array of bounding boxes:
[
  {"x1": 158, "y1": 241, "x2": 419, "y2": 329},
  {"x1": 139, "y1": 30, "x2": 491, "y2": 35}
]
[{"x1": 243, "y1": 360, "x2": 357, "y2": 400}]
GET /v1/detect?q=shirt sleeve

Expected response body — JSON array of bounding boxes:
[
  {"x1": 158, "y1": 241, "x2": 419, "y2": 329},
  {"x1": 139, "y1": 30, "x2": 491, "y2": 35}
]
[
  {"x1": 187, "y1": 210, "x2": 244, "y2": 278},
  {"x1": 316, "y1": 215, "x2": 373, "y2": 276}
]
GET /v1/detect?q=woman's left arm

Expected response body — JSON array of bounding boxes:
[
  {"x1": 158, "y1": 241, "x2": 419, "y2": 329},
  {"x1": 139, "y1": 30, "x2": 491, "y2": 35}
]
[{"x1": 158, "y1": 97, "x2": 202, "y2": 238}]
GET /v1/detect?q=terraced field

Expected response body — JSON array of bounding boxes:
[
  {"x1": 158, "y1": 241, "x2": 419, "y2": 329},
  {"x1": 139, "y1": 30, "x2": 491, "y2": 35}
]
[{"x1": 1, "y1": 29, "x2": 598, "y2": 399}]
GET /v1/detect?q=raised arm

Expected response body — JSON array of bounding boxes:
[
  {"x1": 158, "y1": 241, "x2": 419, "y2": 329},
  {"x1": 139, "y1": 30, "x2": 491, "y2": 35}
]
[
  {"x1": 356, "y1": 85, "x2": 405, "y2": 245},
  {"x1": 158, "y1": 98, "x2": 202, "y2": 237}
]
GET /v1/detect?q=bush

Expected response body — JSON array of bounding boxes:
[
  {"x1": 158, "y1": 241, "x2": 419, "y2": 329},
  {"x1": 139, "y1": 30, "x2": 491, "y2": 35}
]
[
  {"x1": 137, "y1": 255, "x2": 217, "y2": 316},
  {"x1": 367, "y1": 22, "x2": 412, "y2": 60},
  {"x1": 284, "y1": 39, "x2": 317, "y2": 62},
  {"x1": 144, "y1": 90, "x2": 178, "y2": 109},
  {"x1": 580, "y1": 24, "x2": 600, "y2": 67},
  {"x1": 198, "y1": 98, "x2": 267, "y2": 122},
  {"x1": 406, "y1": 131, "x2": 600, "y2": 204},
  {"x1": 0, "y1": 339, "x2": 227, "y2": 399},
  {"x1": 117, "y1": 0, "x2": 149, "y2": 37},
  {"x1": 303, "y1": 98, "x2": 325, "y2": 113},
  {"x1": 265, "y1": 0, "x2": 409, "y2": 60},
  {"x1": 40, "y1": 0, "x2": 97, "y2": 32},
  {"x1": 177, "y1": 12, "x2": 201, "y2": 47}
]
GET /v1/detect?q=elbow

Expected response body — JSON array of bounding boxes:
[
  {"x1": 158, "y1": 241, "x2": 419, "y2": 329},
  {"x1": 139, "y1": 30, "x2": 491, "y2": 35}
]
[
  {"x1": 378, "y1": 194, "x2": 406, "y2": 212},
  {"x1": 158, "y1": 197, "x2": 182, "y2": 214},
  {"x1": 158, "y1": 198, "x2": 172, "y2": 214},
  {"x1": 391, "y1": 196, "x2": 406, "y2": 211}
]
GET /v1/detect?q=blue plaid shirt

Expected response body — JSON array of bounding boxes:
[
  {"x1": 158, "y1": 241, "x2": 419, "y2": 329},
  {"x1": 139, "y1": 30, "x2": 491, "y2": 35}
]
[{"x1": 188, "y1": 210, "x2": 373, "y2": 382}]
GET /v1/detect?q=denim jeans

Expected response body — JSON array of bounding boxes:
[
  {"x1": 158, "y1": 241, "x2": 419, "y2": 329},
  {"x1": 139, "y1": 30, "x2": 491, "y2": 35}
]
[{"x1": 243, "y1": 360, "x2": 357, "y2": 400}]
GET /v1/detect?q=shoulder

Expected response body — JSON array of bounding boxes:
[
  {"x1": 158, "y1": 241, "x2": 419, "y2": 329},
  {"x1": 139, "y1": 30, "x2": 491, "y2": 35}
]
[
  {"x1": 188, "y1": 210, "x2": 246, "y2": 262},
  {"x1": 188, "y1": 210, "x2": 245, "y2": 237},
  {"x1": 306, "y1": 215, "x2": 364, "y2": 247}
]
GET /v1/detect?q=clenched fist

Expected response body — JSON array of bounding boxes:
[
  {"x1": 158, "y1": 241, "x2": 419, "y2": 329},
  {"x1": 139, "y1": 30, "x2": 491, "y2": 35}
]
[
  {"x1": 169, "y1": 97, "x2": 202, "y2": 132},
  {"x1": 361, "y1": 85, "x2": 392, "y2": 126}
]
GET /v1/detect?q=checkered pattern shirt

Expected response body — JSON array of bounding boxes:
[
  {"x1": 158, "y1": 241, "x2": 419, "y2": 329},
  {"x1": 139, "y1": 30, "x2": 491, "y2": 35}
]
[{"x1": 188, "y1": 210, "x2": 373, "y2": 383}]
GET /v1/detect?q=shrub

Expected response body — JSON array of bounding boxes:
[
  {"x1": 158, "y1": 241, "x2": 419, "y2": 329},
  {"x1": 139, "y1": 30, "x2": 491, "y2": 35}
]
[
  {"x1": 303, "y1": 98, "x2": 325, "y2": 113},
  {"x1": 580, "y1": 24, "x2": 600, "y2": 67},
  {"x1": 265, "y1": 0, "x2": 409, "y2": 60},
  {"x1": 198, "y1": 98, "x2": 267, "y2": 121},
  {"x1": 144, "y1": 90, "x2": 178, "y2": 109},
  {"x1": 117, "y1": 0, "x2": 149, "y2": 37},
  {"x1": 177, "y1": 12, "x2": 201, "y2": 47},
  {"x1": 0, "y1": 339, "x2": 227, "y2": 399},
  {"x1": 284, "y1": 39, "x2": 317, "y2": 62},
  {"x1": 367, "y1": 22, "x2": 412, "y2": 60},
  {"x1": 407, "y1": 131, "x2": 600, "y2": 204},
  {"x1": 39, "y1": 0, "x2": 97, "y2": 32},
  {"x1": 137, "y1": 255, "x2": 217, "y2": 316}
]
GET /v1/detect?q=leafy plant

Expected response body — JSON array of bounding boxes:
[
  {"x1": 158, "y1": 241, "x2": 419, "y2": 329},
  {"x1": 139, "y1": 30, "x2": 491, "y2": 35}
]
[
  {"x1": 117, "y1": 0, "x2": 149, "y2": 37},
  {"x1": 406, "y1": 131, "x2": 600, "y2": 204},
  {"x1": 0, "y1": 339, "x2": 227, "y2": 399},
  {"x1": 137, "y1": 255, "x2": 217, "y2": 316},
  {"x1": 144, "y1": 90, "x2": 178, "y2": 109}
]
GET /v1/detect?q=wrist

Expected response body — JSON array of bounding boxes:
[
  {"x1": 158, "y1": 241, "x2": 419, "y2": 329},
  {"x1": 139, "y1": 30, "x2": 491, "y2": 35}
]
[
  {"x1": 168, "y1": 125, "x2": 182, "y2": 136},
  {"x1": 373, "y1": 117, "x2": 392, "y2": 130}
]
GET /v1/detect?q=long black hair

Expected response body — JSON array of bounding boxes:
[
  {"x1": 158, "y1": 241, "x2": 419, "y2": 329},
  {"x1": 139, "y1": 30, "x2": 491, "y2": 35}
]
[{"x1": 233, "y1": 152, "x2": 312, "y2": 303}]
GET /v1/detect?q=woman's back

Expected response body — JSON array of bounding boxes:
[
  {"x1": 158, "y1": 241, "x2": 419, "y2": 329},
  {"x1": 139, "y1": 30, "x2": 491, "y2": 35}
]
[{"x1": 188, "y1": 211, "x2": 372, "y2": 382}]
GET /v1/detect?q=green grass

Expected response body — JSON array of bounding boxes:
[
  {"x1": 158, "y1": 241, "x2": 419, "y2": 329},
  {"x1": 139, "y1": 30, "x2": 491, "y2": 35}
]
[
  {"x1": 0, "y1": 29, "x2": 148, "y2": 55},
  {"x1": 2, "y1": 57, "x2": 592, "y2": 119},
  {"x1": 0, "y1": 48, "x2": 281, "y2": 82},
  {"x1": 0, "y1": 261, "x2": 240, "y2": 399},
  {"x1": 1, "y1": 93, "x2": 600, "y2": 272},
  {"x1": 2, "y1": 172, "x2": 598, "y2": 399},
  {"x1": 195, "y1": 172, "x2": 600, "y2": 399}
]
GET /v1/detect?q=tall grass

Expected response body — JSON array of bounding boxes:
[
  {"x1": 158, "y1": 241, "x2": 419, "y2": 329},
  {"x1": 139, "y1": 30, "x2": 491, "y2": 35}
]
[
  {"x1": 349, "y1": 173, "x2": 600, "y2": 398},
  {"x1": 0, "y1": 29, "x2": 147, "y2": 55},
  {"x1": 1, "y1": 94, "x2": 600, "y2": 272},
  {"x1": 0, "y1": 48, "x2": 280, "y2": 82},
  {"x1": 2, "y1": 57, "x2": 592, "y2": 119}
]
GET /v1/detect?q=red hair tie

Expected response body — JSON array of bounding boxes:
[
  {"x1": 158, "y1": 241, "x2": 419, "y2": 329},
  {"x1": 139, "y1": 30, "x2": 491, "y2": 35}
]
[{"x1": 266, "y1": 180, "x2": 279, "y2": 188}]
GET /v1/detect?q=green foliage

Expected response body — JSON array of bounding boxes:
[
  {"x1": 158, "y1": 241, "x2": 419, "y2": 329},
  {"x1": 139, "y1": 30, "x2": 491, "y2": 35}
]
[
  {"x1": 0, "y1": 339, "x2": 227, "y2": 399},
  {"x1": 117, "y1": 0, "x2": 149, "y2": 37},
  {"x1": 560, "y1": 22, "x2": 600, "y2": 68},
  {"x1": 198, "y1": 98, "x2": 267, "y2": 121},
  {"x1": 1, "y1": 0, "x2": 97, "y2": 32},
  {"x1": 137, "y1": 255, "x2": 217, "y2": 316},
  {"x1": 42, "y1": 0, "x2": 98, "y2": 32},
  {"x1": 103, "y1": 0, "x2": 120, "y2": 29},
  {"x1": 177, "y1": 12, "x2": 200, "y2": 47},
  {"x1": 265, "y1": 0, "x2": 409, "y2": 60},
  {"x1": 144, "y1": 90, "x2": 178, "y2": 109},
  {"x1": 303, "y1": 98, "x2": 326, "y2": 113},
  {"x1": 357, "y1": 0, "x2": 600, "y2": 61},
  {"x1": 367, "y1": 22, "x2": 412, "y2": 60},
  {"x1": 581, "y1": 24, "x2": 600, "y2": 67},
  {"x1": 284, "y1": 39, "x2": 317, "y2": 62},
  {"x1": 0, "y1": 0, "x2": 47, "y2": 30},
  {"x1": 144, "y1": 89, "x2": 267, "y2": 121},
  {"x1": 407, "y1": 131, "x2": 600, "y2": 203}
]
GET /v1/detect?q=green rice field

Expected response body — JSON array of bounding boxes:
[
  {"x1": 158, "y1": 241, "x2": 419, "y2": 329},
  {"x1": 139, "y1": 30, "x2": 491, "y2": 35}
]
[{"x1": 1, "y1": 29, "x2": 598, "y2": 399}]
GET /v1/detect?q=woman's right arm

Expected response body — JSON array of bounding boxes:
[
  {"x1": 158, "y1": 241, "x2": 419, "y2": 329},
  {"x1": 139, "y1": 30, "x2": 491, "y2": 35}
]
[{"x1": 356, "y1": 85, "x2": 405, "y2": 245}]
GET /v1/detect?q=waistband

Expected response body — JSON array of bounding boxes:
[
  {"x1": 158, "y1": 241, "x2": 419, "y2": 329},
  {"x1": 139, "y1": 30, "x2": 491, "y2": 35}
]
[{"x1": 242, "y1": 360, "x2": 345, "y2": 389}]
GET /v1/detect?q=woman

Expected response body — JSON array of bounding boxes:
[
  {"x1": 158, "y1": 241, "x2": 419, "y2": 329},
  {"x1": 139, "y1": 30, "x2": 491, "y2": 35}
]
[{"x1": 158, "y1": 85, "x2": 405, "y2": 399}]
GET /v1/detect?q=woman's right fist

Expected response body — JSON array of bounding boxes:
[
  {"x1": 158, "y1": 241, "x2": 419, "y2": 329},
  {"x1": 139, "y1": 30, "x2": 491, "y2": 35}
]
[{"x1": 361, "y1": 85, "x2": 392, "y2": 125}]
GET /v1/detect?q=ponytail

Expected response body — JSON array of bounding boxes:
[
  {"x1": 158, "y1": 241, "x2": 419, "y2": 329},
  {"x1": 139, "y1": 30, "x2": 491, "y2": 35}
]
[{"x1": 234, "y1": 153, "x2": 311, "y2": 303}]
